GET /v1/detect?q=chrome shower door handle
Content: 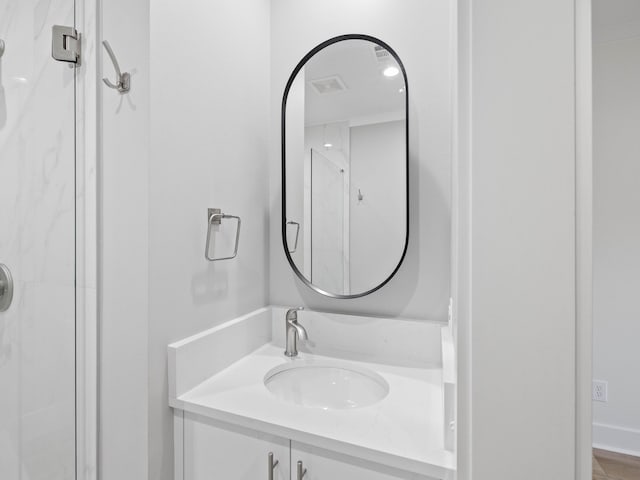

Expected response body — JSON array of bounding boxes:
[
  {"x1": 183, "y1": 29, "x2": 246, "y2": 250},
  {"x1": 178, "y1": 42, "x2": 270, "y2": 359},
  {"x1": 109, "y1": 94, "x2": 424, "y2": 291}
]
[
  {"x1": 268, "y1": 452, "x2": 279, "y2": 480},
  {"x1": 297, "y1": 460, "x2": 307, "y2": 480},
  {"x1": 0, "y1": 264, "x2": 14, "y2": 312}
]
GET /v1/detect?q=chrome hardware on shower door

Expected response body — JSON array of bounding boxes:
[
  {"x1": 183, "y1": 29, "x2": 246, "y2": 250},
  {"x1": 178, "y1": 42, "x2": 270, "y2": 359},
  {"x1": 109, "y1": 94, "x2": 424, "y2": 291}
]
[
  {"x1": 51, "y1": 25, "x2": 81, "y2": 64},
  {"x1": 0, "y1": 264, "x2": 14, "y2": 312}
]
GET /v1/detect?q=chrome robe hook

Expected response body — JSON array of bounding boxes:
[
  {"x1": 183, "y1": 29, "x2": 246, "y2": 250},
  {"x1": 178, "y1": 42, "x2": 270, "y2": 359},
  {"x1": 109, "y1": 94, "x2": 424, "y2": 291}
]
[
  {"x1": 102, "y1": 40, "x2": 130, "y2": 93},
  {"x1": 0, "y1": 39, "x2": 5, "y2": 58}
]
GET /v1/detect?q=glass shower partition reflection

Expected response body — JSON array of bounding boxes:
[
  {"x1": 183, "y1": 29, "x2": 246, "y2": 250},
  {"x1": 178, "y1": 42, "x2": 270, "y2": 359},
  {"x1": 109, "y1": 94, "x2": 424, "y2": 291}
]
[
  {"x1": 0, "y1": 0, "x2": 77, "y2": 478},
  {"x1": 310, "y1": 148, "x2": 348, "y2": 295}
]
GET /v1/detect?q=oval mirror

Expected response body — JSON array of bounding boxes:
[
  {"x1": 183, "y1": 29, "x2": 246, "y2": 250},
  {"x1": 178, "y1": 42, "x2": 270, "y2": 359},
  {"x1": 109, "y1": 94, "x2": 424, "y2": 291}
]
[{"x1": 282, "y1": 34, "x2": 409, "y2": 299}]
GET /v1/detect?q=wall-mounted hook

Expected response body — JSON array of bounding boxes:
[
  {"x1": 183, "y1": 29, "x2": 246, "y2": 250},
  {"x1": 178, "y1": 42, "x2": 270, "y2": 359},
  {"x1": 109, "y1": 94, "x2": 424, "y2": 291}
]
[
  {"x1": 0, "y1": 39, "x2": 5, "y2": 59},
  {"x1": 357, "y1": 188, "x2": 364, "y2": 201},
  {"x1": 102, "y1": 40, "x2": 130, "y2": 93}
]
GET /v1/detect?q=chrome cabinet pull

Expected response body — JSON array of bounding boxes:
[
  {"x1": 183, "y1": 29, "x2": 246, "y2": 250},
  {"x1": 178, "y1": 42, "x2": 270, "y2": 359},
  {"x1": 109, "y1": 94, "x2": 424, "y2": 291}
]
[
  {"x1": 297, "y1": 460, "x2": 307, "y2": 480},
  {"x1": 268, "y1": 452, "x2": 279, "y2": 480}
]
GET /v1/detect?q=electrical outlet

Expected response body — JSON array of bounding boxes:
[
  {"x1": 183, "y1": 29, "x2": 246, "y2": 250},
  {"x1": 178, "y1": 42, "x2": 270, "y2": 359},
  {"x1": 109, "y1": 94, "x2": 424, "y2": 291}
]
[{"x1": 593, "y1": 380, "x2": 608, "y2": 402}]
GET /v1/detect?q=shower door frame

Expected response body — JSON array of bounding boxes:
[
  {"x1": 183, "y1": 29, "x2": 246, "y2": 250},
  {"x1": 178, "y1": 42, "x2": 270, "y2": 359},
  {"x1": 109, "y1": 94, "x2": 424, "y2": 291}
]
[{"x1": 75, "y1": 0, "x2": 99, "y2": 478}]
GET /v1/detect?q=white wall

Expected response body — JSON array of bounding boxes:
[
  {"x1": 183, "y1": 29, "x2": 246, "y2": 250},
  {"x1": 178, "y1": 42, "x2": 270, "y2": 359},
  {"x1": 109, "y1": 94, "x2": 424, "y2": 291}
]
[
  {"x1": 147, "y1": 2, "x2": 271, "y2": 480},
  {"x1": 270, "y1": 0, "x2": 454, "y2": 320},
  {"x1": 592, "y1": 0, "x2": 640, "y2": 455},
  {"x1": 456, "y1": 0, "x2": 577, "y2": 478},
  {"x1": 103, "y1": 1, "x2": 452, "y2": 476},
  {"x1": 350, "y1": 120, "x2": 406, "y2": 294},
  {"x1": 100, "y1": 0, "x2": 150, "y2": 477}
]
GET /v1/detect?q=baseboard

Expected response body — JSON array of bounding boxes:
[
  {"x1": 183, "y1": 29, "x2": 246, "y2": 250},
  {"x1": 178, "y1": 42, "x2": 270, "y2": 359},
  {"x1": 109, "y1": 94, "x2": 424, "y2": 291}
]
[{"x1": 593, "y1": 422, "x2": 640, "y2": 457}]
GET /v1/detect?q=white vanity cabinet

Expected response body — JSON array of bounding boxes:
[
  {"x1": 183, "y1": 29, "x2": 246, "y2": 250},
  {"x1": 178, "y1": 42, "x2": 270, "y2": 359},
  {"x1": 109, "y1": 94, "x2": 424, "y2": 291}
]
[
  {"x1": 183, "y1": 413, "x2": 290, "y2": 480},
  {"x1": 180, "y1": 413, "x2": 438, "y2": 480},
  {"x1": 170, "y1": 308, "x2": 453, "y2": 480},
  {"x1": 291, "y1": 442, "x2": 431, "y2": 480}
]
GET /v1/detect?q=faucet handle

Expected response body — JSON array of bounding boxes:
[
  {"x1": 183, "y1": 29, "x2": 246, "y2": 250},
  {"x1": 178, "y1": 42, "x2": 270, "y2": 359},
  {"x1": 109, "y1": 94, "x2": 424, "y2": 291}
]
[{"x1": 286, "y1": 306, "x2": 304, "y2": 319}]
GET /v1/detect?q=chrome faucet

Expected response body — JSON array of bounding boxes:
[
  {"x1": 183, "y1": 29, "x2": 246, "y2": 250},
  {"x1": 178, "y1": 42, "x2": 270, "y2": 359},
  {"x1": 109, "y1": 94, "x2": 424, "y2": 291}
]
[{"x1": 284, "y1": 307, "x2": 307, "y2": 357}]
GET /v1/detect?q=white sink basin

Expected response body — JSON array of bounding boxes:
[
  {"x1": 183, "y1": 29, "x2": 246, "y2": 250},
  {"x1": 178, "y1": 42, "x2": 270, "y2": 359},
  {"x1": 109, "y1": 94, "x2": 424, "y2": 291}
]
[{"x1": 264, "y1": 361, "x2": 389, "y2": 410}]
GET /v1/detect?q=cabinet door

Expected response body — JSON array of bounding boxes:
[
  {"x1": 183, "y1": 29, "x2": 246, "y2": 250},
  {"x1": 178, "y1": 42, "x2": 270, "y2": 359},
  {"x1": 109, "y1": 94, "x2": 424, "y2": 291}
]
[
  {"x1": 184, "y1": 412, "x2": 290, "y2": 480},
  {"x1": 291, "y1": 442, "x2": 437, "y2": 480}
]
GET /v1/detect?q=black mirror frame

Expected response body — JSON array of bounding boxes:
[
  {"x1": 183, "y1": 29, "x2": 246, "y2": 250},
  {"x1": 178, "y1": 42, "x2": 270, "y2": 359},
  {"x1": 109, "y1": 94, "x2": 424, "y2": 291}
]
[{"x1": 281, "y1": 33, "x2": 409, "y2": 299}]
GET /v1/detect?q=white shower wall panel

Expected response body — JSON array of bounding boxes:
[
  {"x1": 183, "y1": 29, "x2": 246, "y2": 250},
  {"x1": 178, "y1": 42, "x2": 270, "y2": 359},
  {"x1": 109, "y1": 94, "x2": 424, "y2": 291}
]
[{"x1": 0, "y1": 0, "x2": 77, "y2": 479}]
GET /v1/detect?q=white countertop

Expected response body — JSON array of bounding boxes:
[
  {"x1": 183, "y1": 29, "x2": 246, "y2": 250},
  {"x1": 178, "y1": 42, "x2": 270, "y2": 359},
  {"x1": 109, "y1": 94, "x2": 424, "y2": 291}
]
[{"x1": 170, "y1": 342, "x2": 454, "y2": 479}]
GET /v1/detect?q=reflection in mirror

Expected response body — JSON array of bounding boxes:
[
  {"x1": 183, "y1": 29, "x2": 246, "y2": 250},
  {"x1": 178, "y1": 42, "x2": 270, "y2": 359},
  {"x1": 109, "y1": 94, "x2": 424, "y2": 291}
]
[{"x1": 283, "y1": 35, "x2": 408, "y2": 298}]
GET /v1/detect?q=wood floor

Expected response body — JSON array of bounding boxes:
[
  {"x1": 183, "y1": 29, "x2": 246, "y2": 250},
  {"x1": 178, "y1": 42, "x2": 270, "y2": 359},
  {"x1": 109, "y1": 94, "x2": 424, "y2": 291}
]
[{"x1": 593, "y1": 449, "x2": 640, "y2": 480}]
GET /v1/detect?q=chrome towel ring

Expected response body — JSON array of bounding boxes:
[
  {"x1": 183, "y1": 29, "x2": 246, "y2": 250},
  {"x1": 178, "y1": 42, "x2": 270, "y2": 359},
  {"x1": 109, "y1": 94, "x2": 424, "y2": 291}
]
[{"x1": 205, "y1": 208, "x2": 242, "y2": 261}]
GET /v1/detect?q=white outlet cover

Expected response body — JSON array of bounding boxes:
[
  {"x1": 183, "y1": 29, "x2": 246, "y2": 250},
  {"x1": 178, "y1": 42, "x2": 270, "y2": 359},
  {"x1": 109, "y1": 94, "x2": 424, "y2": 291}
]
[{"x1": 592, "y1": 380, "x2": 608, "y2": 402}]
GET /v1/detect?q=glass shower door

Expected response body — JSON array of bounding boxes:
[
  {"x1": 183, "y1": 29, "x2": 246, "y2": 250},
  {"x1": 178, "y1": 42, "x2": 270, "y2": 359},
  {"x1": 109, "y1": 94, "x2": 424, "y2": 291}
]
[
  {"x1": 311, "y1": 148, "x2": 347, "y2": 294},
  {"x1": 0, "y1": 0, "x2": 77, "y2": 478}
]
